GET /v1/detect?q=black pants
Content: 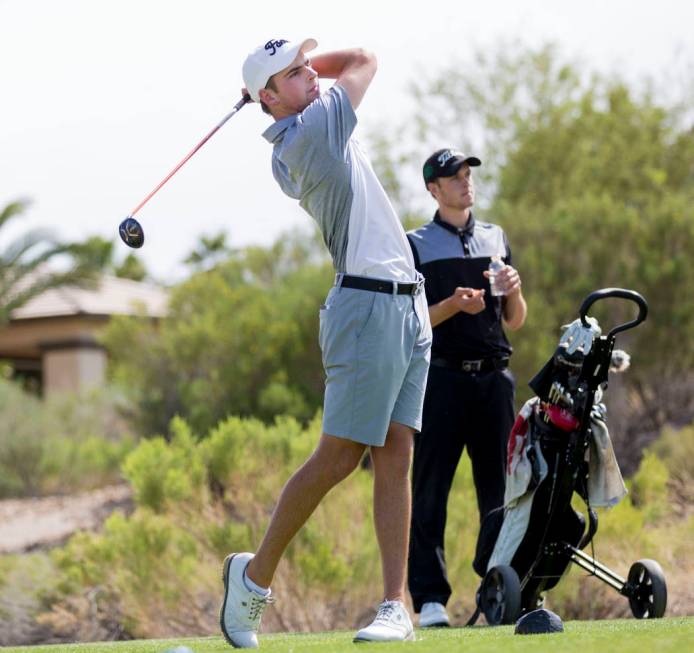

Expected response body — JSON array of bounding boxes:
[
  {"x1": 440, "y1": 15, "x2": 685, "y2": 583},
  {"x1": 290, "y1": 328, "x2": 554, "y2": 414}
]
[{"x1": 408, "y1": 362, "x2": 515, "y2": 612}]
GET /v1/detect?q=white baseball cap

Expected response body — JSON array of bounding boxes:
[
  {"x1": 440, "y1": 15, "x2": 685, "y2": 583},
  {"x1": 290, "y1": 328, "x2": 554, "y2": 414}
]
[{"x1": 242, "y1": 38, "x2": 318, "y2": 102}]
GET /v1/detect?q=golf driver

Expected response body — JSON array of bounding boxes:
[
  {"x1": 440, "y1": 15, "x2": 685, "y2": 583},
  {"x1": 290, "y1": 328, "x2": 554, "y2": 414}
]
[{"x1": 118, "y1": 93, "x2": 251, "y2": 248}]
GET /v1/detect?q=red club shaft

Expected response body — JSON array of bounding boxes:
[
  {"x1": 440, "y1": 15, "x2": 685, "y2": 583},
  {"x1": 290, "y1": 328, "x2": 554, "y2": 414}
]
[{"x1": 129, "y1": 95, "x2": 250, "y2": 217}]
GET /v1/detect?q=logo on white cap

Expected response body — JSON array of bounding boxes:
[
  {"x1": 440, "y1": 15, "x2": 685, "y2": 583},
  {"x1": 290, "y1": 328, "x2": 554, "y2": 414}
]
[
  {"x1": 264, "y1": 39, "x2": 288, "y2": 55},
  {"x1": 242, "y1": 37, "x2": 318, "y2": 103}
]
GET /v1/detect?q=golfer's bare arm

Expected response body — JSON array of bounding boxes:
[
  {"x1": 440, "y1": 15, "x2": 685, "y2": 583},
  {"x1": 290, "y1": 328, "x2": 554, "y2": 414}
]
[
  {"x1": 429, "y1": 300, "x2": 459, "y2": 328},
  {"x1": 429, "y1": 288, "x2": 486, "y2": 327},
  {"x1": 502, "y1": 290, "x2": 527, "y2": 331},
  {"x1": 310, "y1": 49, "x2": 377, "y2": 109}
]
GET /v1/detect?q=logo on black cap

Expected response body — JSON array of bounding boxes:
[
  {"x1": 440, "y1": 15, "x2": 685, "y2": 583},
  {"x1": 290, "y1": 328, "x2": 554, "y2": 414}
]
[
  {"x1": 423, "y1": 148, "x2": 481, "y2": 186},
  {"x1": 437, "y1": 150, "x2": 458, "y2": 166}
]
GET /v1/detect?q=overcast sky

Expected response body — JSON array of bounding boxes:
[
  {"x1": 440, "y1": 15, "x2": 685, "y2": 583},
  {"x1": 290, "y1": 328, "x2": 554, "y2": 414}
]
[{"x1": 2, "y1": 0, "x2": 693, "y2": 281}]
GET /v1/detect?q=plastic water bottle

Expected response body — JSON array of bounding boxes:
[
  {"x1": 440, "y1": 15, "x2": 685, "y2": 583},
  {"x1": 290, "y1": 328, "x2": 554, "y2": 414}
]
[{"x1": 488, "y1": 255, "x2": 506, "y2": 297}]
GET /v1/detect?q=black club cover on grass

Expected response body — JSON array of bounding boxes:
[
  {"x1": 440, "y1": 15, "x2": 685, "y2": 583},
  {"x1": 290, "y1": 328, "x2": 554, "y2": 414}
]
[{"x1": 514, "y1": 608, "x2": 564, "y2": 634}]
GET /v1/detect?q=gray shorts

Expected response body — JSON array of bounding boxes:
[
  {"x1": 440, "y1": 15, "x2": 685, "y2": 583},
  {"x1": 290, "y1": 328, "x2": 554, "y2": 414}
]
[{"x1": 318, "y1": 274, "x2": 432, "y2": 446}]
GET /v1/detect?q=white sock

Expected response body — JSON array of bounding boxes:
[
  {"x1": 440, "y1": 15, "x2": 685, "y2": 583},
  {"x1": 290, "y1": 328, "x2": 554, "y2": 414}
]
[{"x1": 243, "y1": 569, "x2": 270, "y2": 596}]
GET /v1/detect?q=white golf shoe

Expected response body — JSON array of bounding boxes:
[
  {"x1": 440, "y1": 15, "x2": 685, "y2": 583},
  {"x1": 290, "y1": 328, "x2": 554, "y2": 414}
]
[
  {"x1": 419, "y1": 602, "x2": 450, "y2": 628},
  {"x1": 219, "y1": 552, "x2": 274, "y2": 648},
  {"x1": 353, "y1": 600, "x2": 415, "y2": 643}
]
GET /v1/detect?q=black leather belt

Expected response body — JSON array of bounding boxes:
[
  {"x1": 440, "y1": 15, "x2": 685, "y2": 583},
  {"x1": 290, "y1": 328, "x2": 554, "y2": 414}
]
[
  {"x1": 338, "y1": 274, "x2": 422, "y2": 296},
  {"x1": 430, "y1": 356, "x2": 509, "y2": 373}
]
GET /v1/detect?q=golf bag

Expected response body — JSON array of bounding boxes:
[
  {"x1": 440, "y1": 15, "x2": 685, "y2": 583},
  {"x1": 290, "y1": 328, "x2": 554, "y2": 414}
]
[{"x1": 475, "y1": 288, "x2": 667, "y2": 625}]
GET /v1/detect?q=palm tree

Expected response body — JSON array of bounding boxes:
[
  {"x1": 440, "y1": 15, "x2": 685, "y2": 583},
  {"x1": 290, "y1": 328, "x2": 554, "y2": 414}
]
[{"x1": 0, "y1": 199, "x2": 103, "y2": 325}]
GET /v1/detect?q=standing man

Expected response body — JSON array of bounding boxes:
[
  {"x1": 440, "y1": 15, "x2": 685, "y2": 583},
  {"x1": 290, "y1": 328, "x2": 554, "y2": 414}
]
[
  {"x1": 219, "y1": 38, "x2": 431, "y2": 648},
  {"x1": 406, "y1": 149, "x2": 526, "y2": 628}
]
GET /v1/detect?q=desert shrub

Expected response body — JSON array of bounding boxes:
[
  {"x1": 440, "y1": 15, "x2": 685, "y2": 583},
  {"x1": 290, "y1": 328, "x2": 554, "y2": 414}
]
[
  {"x1": 199, "y1": 416, "x2": 260, "y2": 493},
  {"x1": 0, "y1": 556, "x2": 13, "y2": 590},
  {"x1": 103, "y1": 245, "x2": 332, "y2": 437},
  {"x1": 121, "y1": 417, "x2": 206, "y2": 512},
  {"x1": 49, "y1": 509, "x2": 200, "y2": 639},
  {"x1": 199, "y1": 413, "x2": 318, "y2": 507},
  {"x1": 257, "y1": 377, "x2": 311, "y2": 423},
  {"x1": 65, "y1": 435, "x2": 134, "y2": 481},
  {"x1": 40, "y1": 433, "x2": 135, "y2": 495},
  {"x1": 43, "y1": 413, "x2": 381, "y2": 636},
  {"x1": 0, "y1": 380, "x2": 135, "y2": 498},
  {"x1": 0, "y1": 553, "x2": 65, "y2": 646},
  {"x1": 292, "y1": 523, "x2": 351, "y2": 589},
  {"x1": 649, "y1": 422, "x2": 694, "y2": 508},
  {"x1": 629, "y1": 451, "x2": 670, "y2": 522},
  {"x1": 41, "y1": 412, "x2": 694, "y2": 639},
  {"x1": 0, "y1": 381, "x2": 48, "y2": 496},
  {"x1": 54, "y1": 511, "x2": 197, "y2": 601},
  {"x1": 205, "y1": 520, "x2": 254, "y2": 558}
]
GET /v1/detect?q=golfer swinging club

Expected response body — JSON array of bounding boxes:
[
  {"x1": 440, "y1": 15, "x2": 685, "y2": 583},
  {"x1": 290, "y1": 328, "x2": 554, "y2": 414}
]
[{"x1": 219, "y1": 37, "x2": 432, "y2": 647}]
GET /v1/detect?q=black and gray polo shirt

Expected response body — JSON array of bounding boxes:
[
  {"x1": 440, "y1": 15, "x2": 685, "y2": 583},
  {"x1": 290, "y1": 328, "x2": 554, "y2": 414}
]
[{"x1": 407, "y1": 211, "x2": 513, "y2": 361}]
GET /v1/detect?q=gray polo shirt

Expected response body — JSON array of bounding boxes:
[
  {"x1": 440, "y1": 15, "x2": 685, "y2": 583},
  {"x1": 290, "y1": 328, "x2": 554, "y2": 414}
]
[{"x1": 262, "y1": 85, "x2": 415, "y2": 282}]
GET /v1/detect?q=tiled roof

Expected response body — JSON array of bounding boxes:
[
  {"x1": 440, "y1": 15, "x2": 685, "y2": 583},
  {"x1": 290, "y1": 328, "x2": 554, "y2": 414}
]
[{"x1": 10, "y1": 275, "x2": 168, "y2": 320}]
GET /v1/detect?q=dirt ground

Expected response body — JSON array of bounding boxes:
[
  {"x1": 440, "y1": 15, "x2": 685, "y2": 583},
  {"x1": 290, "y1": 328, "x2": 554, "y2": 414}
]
[{"x1": 0, "y1": 484, "x2": 132, "y2": 554}]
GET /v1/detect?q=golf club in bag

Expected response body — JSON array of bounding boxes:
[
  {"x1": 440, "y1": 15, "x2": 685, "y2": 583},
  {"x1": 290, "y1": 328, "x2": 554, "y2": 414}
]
[{"x1": 471, "y1": 288, "x2": 667, "y2": 625}]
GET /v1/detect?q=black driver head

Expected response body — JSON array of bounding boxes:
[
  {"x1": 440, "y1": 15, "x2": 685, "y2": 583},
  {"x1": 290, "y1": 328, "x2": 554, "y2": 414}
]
[{"x1": 119, "y1": 216, "x2": 144, "y2": 248}]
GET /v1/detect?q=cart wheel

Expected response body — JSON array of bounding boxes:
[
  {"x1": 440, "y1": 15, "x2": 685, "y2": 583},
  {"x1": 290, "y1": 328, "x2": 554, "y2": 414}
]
[
  {"x1": 479, "y1": 565, "x2": 521, "y2": 625},
  {"x1": 627, "y1": 559, "x2": 667, "y2": 619}
]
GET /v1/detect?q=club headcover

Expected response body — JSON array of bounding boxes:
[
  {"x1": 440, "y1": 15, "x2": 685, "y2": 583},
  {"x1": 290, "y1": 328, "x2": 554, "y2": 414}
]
[{"x1": 514, "y1": 608, "x2": 564, "y2": 635}]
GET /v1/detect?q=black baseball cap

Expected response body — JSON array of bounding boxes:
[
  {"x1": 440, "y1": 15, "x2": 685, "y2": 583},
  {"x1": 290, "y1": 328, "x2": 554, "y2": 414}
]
[{"x1": 423, "y1": 148, "x2": 481, "y2": 187}]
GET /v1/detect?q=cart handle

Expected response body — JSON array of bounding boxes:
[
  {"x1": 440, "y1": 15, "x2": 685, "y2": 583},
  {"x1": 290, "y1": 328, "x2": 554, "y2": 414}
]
[{"x1": 580, "y1": 288, "x2": 648, "y2": 337}]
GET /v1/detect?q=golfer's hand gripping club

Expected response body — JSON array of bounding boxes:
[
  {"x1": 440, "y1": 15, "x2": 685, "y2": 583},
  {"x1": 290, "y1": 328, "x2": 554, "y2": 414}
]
[{"x1": 118, "y1": 94, "x2": 251, "y2": 248}]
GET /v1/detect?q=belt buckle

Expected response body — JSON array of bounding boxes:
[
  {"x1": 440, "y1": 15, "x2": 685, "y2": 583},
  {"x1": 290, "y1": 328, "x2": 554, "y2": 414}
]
[{"x1": 461, "y1": 360, "x2": 482, "y2": 372}]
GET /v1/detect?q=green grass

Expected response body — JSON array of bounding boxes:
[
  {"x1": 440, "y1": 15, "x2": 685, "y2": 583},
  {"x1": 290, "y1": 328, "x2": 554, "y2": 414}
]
[{"x1": 3, "y1": 618, "x2": 692, "y2": 653}]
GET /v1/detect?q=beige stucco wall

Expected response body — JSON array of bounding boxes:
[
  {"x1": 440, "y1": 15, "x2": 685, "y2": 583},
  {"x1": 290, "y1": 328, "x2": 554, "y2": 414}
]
[
  {"x1": 42, "y1": 346, "x2": 108, "y2": 396},
  {"x1": 0, "y1": 317, "x2": 107, "y2": 359}
]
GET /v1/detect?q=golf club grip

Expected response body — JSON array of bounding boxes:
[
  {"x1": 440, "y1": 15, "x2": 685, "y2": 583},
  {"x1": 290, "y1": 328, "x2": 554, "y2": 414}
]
[
  {"x1": 579, "y1": 288, "x2": 648, "y2": 335},
  {"x1": 129, "y1": 95, "x2": 251, "y2": 217}
]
